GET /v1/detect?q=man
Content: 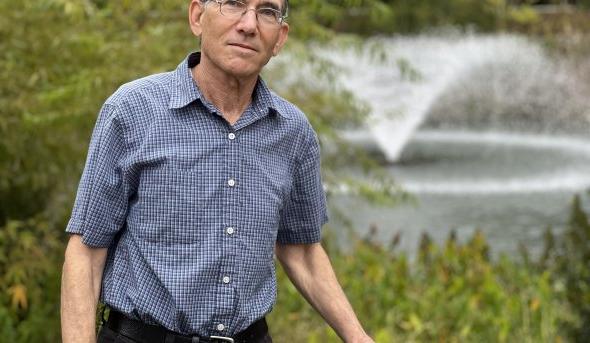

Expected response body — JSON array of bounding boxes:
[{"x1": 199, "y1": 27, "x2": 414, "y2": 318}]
[{"x1": 61, "y1": 0, "x2": 373, "y2": 342}]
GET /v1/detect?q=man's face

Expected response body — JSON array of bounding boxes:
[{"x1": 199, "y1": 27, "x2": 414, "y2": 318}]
[{"x1": 189, "y1": 0, "x2": 289, "y2": 79}]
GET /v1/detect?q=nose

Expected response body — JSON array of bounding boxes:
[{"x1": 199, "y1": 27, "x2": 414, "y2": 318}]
[{"x1": 235, "y1": 9, "x2": 257, "y2": 34}]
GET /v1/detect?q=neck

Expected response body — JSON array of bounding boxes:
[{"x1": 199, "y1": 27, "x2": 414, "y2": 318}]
[{"x1": 192, "y1": 61, "x2": 258, "y2": 125}]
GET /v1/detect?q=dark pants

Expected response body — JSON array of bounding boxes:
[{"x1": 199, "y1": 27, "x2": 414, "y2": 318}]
[{"x1": 97, "y1": 325, "x2": 273, "y2": 343}]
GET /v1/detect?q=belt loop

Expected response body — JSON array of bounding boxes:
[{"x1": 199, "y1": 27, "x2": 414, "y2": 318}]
[{"x1": 191, "y1": 336, "x2": 200, "y2": 343}]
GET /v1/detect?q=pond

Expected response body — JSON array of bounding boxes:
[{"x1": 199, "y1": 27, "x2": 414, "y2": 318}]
[{"x1": 322, "y1": 33, "x2": 590, "y2": 256}]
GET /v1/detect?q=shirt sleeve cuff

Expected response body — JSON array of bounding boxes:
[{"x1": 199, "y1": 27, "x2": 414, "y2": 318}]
[
  {"x1": 66, "y1": 218, "x2": 116, "y2": 248},
  {"x1": 276, "y1": 230, "x2": 322, "y2": 245}
]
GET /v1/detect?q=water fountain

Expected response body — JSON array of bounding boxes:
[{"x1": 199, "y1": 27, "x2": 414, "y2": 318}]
[
  {"x1": 315, "y1": 34, "x2": 590, "y2": 255},
  {"x1": 322, "y1": 34, "x2": 589, "y2": 161}
]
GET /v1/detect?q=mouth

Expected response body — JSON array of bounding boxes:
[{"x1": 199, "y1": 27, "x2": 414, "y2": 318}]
[{"x1": 228, "y1": 43, "x2": 258, "y2": 52}]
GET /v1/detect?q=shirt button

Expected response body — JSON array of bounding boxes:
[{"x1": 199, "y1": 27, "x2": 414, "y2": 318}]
[
  {"x1": 227, "y1": 179, "x2": 235, "y2": 187},
  {"x1": 222, "y1": 276, "x2": 231, "y2": 284},
  {"x1": 217, "y1": 323, "x2": 225, "y2": 331},
  {"x1": 228, "y1": 133, "x2": 236, "y2": 140},
  {"x1": 226, "y1": 227, "x2": 235, "y2": 235}
]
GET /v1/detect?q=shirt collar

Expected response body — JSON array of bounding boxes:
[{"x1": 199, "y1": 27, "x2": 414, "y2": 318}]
[
  {"x1": 168, "y1": 52, "x2": 204, "y2": 110},
  {"x1": 168, "y1": 52, "x2": 291, "y2": 120}
]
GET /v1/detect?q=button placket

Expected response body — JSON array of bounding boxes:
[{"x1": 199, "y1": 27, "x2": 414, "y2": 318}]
[{"x1": 216, "y1": 128, "x2": 238, "y2": 330}]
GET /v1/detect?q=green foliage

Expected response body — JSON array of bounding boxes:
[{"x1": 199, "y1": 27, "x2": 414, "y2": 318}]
[
  {"x1": 266, "y1": 189, "x2": 590, "y2": 343},
  {"x1": 507, "y1": 5, "x2": 540, "y2": 27},
  {"x1": 0, "y1": 0, "x2": 193, "y2": 224},
  {"x1": 540, "y1": 195, "x2": 590, "y2": 341},
  {"x1": 0, "y1": 218, "x2": 62, "y2": 342},
  {"x1": 290, "y1": 0, "x2": 542, "y2": 35},
  {"x1": 287, "y1": 0, "x2": 392, "y2": 39},
  {"x1": 270, "y1": 220, "x2": 584, "y2": 342},
  {"x1": 385, "y1": 0, "x2": 508, "y2": 33}
]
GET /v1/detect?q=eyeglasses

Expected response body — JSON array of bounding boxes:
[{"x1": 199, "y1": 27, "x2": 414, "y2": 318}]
[{"x1": 211, "y1": 0, "x2": 287, "y2": 26}]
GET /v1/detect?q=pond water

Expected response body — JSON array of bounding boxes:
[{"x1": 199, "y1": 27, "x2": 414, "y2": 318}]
[
  {"x1": 318, "y1": 34, "x2": 590, "y2": 256},
  {"x1": 332, "y1": 130, "x2": 590, "y2": 257}
]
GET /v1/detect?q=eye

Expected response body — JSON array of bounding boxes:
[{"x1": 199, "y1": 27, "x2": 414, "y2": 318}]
[{"x1": 258, "y1": 8, "x2": 279, "y2": 19}]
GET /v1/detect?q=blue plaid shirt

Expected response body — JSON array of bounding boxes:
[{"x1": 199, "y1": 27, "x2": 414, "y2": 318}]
[{"x1": 66, "y1": 52, "x2": 328, "y2": 336}]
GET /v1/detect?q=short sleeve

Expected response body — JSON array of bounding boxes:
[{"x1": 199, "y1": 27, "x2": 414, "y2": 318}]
[
  {"x1": 66, "y1": 103, "x2": 130, "y2": 248},
  {"x1": 277, "y1": 130, "x2": 328, "y2": 244}
]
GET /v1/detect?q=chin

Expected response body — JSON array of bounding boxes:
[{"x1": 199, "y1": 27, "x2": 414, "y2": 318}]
[{"x1": 225, "y1": 62, "x2": 262, "y2": 79}]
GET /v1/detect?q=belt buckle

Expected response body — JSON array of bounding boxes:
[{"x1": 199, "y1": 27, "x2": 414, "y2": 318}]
[{"x1": 209, "y1": 336, "x2": 234, "y2": 343}]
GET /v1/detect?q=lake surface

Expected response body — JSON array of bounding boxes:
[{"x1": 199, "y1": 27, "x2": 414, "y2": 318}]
[{"x1": 332, "y1": 130, "x2": 590, "y2": 258}]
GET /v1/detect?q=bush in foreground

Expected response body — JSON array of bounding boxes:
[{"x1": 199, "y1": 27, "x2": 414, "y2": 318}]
[{"x1": 269, "y1": 196, "x2": 589, "y2": 342}]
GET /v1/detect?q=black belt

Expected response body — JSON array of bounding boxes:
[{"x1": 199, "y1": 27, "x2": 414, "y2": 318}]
[{"x1": 105, "y1": 310, "x2": 268, "y2": 343}]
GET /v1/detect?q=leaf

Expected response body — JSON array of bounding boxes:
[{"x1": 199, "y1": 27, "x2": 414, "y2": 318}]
[
  {"x1": 7, "y1": 284, "x2": 28, "y2": 311},
  {"x1": 374, "y1": 328, "x2": 393, "y2": 343},
  {"x1": 409, "y1": 313, "x2": 423, "y2": 333},
  {"x1": 529, "y1": 298, "x2": 540, "y2": 312}
]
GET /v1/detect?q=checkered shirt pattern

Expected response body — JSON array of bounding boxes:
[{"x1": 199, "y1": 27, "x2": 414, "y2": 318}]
[{"x1": 66, "y1": 52, "x2": 328, "y2": 336}]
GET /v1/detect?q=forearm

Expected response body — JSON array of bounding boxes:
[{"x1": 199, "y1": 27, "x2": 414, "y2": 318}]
[
  {"x1": 61, "y1": 235, "x2": 107, "y2": 343},
  {"x1": 277, "y1": 243, "x2": 370, "y2": 342}
]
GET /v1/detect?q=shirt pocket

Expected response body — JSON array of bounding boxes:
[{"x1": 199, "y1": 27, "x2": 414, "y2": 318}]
[{"x1": 131, "y1": 161, "x2": 217, "y2": 244}]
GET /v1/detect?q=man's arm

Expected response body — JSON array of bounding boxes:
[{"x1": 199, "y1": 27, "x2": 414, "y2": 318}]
[
  {"x1": 61, "y1": 234, "x2": 108, "y2": 343},
  {"x1": 275, "y1": 242, "x2": 373, "y2": 343}
]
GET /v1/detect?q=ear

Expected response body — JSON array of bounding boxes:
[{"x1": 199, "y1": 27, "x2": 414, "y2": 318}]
[
  {"x1": 272, "y1": 23, "x2": 289, "y2": 56},
  {"x1": 189, "y1": 0, "x2": 206, "y2": 37}
]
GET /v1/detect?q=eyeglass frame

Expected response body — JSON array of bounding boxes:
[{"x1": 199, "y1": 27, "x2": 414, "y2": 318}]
[{"x1": 207, "y1": 0, "x2": 289, "y2": 26}]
